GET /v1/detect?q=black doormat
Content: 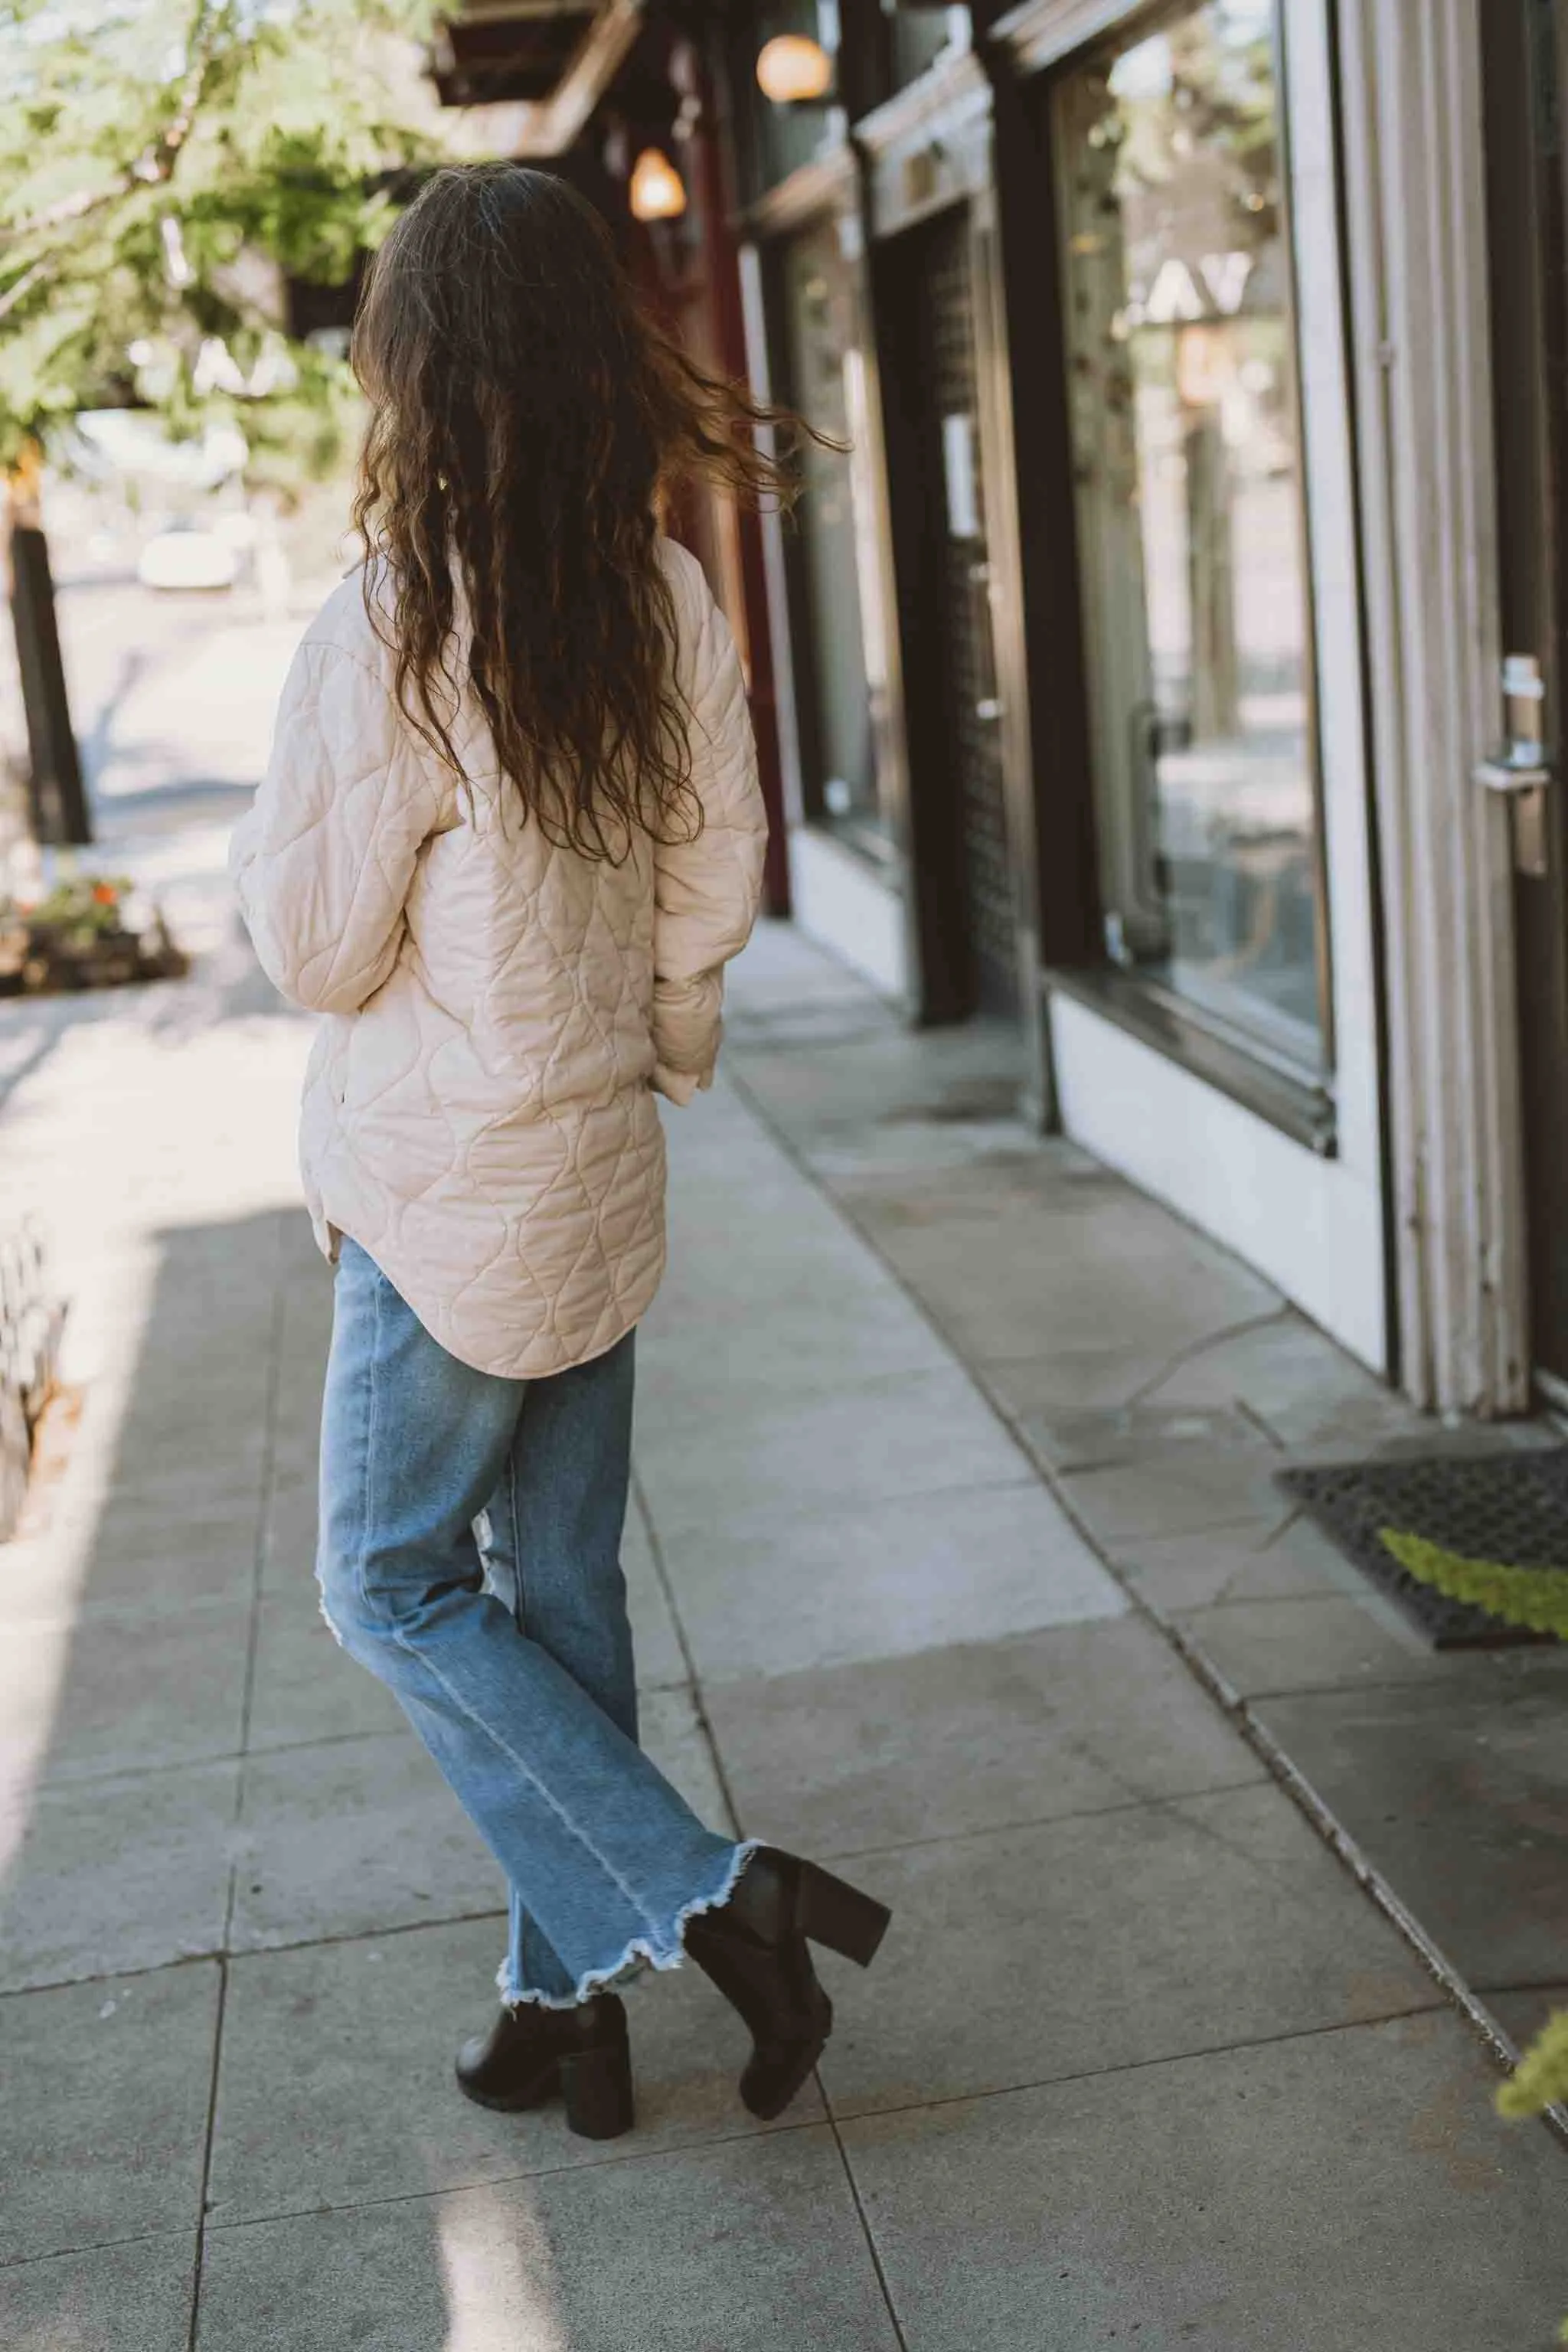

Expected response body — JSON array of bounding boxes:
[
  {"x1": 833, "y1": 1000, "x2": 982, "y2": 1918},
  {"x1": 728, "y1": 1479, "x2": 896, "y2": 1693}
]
[{"x1": 1278, "y1": 1450, "x2": 1568, "y2": 1648}]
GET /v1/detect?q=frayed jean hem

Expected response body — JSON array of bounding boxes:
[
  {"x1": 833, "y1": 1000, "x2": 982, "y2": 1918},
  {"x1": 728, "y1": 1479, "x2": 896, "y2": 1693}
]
[{"x1": 496, "y1": 1837, "x2": 760, "y2": 2012}]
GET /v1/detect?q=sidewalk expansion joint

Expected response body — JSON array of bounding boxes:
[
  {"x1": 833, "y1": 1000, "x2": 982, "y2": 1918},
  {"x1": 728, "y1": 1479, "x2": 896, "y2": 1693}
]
[
  {"x1": 198, "y1": 2111, "x2": 831, "y2": 2237},
  {"x1": 230, "y1": 1210, "x2": 291, "y2": 1814},
  {"x1": 816, "y1": 1777, "x2": 1270, "y2": 1870},
  {"x1": 724, "y1": 1057, "x2": 1568, "y2": 2160},
  {"x1": 822, "y1": 2102, "x2": 912, "y2": 2352},
  {"x1": 629, "y1": 1465, "x2": 747, "y2": 1846},
  {"x1": 0, "y1": 2221, "x2": 198, "y2": 2275},
  {"x1": 185, "y1": 1949, "x2": 229, "y2": 2352},
  {"x1": 0, "y1": 1904, "x2": 513, "y2": 2004},
  {"x1": 15, "y1": 1723, "x2": 397, "y2": 1796},
  {"x1": 817, "y1": 2000, "x2": 1457, "y2": 2135}
]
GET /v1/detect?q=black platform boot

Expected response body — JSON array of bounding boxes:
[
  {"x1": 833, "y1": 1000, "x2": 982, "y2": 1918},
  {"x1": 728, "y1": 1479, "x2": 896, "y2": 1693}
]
[
  {"x1": 684, "y1": 1847, "x2": 891, "y2": 2122},
  {"x1": 455, "y1": 1991, "x2": 634, "y2": 2141}
]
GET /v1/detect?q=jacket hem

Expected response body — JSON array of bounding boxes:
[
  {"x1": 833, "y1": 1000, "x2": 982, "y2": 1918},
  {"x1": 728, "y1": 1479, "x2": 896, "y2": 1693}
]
[{"x1": 318, "y1": 1209, "x2": 665, "y2": 1382}]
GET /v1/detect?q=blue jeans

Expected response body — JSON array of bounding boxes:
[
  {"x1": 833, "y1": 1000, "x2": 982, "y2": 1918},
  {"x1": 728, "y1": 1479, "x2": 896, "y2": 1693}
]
[{"x1": 317, "y1": 1237, "x2": 751, "y2": 2007}]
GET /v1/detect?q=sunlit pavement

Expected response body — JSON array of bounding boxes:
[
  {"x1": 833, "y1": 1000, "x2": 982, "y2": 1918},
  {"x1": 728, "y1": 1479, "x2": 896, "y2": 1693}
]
[{"x1": 2, "y1": 589, "x2": 1566, "y2": 2348}]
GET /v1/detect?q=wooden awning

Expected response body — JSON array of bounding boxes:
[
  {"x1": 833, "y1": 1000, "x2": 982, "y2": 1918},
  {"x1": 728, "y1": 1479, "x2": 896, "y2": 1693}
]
[{"x1": 430, "y1": 0, "x2": 646, "y2": 152}]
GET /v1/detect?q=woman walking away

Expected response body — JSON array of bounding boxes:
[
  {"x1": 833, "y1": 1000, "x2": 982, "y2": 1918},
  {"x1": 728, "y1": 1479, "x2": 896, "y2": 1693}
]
[{"x1": 230, "y1": 162, "x2": 890, "y2": 2144}]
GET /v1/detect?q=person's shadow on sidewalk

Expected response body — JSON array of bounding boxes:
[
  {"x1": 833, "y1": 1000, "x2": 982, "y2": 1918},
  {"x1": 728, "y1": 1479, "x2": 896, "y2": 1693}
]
[{"x1": 0, "y1": 1210, "x2": 457, "y2": 2351}]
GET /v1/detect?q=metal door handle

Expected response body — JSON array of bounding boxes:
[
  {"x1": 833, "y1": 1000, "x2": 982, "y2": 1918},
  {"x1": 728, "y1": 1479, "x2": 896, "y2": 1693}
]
[
  {"x1": 1479, "y1": 655, "x2": 1553, "y2": 875},
  {"x1": 1475, "y1": 754, "x2": 1552, "y2": 792}
]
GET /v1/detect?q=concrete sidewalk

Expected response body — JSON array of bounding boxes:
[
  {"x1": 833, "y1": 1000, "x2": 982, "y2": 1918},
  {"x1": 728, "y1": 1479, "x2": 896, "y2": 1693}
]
[
  {"x1": 723, "y1": 936, "x2": 1568, "y2": 2068},
  {"x1": 2, "y1": 890, "x2": 1567, "y2": 2343}
]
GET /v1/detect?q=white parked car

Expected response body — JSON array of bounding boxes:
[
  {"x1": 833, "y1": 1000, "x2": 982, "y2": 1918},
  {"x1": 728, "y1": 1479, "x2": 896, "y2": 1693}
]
[{"x1": 136, "y1": 524, "x2": 239, "y2": 593}]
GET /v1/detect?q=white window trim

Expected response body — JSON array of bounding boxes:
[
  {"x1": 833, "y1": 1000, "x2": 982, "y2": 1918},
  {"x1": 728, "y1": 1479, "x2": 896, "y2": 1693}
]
[
  {"x1": 789, "y1": 824, "x2": 908, "y2": 998},
  {"x1": 1050, "y1": 998, "x2": 1388, "y2": 1363},
  {"x1": 1047, "y1": 0, "x2": 1390, "y2": 1374},
  {"x1": 991, "y1": 0, "x2": 1153, "y2": 74}
]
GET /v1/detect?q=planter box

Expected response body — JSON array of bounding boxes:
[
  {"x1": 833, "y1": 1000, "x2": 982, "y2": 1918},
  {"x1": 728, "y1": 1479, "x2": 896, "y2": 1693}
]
[{"x1": 0, "y1": 910, "x2": 187, "y2": 997}]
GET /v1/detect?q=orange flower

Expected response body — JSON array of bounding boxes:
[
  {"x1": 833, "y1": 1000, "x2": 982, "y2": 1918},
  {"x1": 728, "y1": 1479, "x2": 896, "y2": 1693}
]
[{"x1": 91, "y1": 882, "x2": 119, "y2": 906}]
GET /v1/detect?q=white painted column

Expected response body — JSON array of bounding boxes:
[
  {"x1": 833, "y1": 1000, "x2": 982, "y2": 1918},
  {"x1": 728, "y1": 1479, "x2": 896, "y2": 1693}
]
[{"x1": 1335, "y1": 0, "x2": 1529, "y2": 1415}]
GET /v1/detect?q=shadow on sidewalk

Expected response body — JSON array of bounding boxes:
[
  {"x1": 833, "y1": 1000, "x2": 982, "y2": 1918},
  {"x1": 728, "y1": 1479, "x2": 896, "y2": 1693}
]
[
  {"x1": 0, "y1": 919, "x2": 307, "y2": 1137},
  {"x1": 0, "y1": 1208, "x2": 460, "y2": 2350}
]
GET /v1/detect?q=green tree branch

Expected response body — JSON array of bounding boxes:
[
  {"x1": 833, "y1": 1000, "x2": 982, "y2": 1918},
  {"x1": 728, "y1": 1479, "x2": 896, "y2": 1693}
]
[{"x1": 0, "y1": 0, "x2": 449, "y2": 479}]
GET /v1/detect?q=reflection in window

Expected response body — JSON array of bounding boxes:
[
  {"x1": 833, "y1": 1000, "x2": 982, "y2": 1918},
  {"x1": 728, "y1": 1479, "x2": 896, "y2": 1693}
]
[
  {"x1": 780, "y1": 218, "x2": 886, "y2": 844},
  {"x1": 1057, "y1": 0, "x2": 1328, "y2": 1070},
  {"x1": 743, "y1": 2, "x2": 843, "y2": 199},
  {"x1": 888, "y1": 6, "x2": 970, "y2": 90}
]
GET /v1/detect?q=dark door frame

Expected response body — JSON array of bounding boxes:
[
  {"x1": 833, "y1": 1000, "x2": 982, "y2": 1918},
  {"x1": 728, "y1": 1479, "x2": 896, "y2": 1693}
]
[
  {"x1": 868, "y1": 203, "x2": 979, "y2": 1024},
  {"x1": 858, "y1": 51, "x2": 1054, "y2": 1089},
  {"x1": 1481, "y1": 0, "x2": 1568, "y2": 1393}
]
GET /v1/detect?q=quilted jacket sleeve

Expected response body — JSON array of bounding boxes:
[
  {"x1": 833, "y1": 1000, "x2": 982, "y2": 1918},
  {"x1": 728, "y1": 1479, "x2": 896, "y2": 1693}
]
[
  {"x1": 230, "y1": 637, "x2": 443, "y2": 1018},
  {"x1": 652, "y1": 562, "x2": 768, "y2": 1104}
]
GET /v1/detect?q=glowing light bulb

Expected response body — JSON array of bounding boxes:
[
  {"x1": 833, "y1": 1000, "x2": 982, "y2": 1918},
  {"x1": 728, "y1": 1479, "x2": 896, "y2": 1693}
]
[
  {"x1": 629, "y1": 148, "x2": 687, "y2": 223},
  {"x1": 756, "y1": 34, "x2": 834, "y2": 104}
]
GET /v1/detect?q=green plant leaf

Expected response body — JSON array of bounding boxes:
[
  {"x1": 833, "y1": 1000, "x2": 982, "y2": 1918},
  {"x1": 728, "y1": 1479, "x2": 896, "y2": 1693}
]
[
  {"x1": 1496, "y1": 2011, "x2": 1568, "y2": 2122},
  {"x1": 0, "y1": 0, "x2": 446, "y2": 474}
]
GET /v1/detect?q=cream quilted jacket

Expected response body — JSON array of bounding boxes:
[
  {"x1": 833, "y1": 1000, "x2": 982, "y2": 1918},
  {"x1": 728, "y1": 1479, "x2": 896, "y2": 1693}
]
[{"x1": 230, "y1": 539, "x2": 766, "y2": 1377}]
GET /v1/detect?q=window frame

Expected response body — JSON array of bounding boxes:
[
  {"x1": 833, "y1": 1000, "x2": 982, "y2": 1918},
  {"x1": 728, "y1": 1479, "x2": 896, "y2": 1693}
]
[
  {"x1": 1044, "y1": 0, "x2": 1338, "y2": 1096},
  {"x1": 751, "y1": 186, "x2": 909, "y2": 871}
]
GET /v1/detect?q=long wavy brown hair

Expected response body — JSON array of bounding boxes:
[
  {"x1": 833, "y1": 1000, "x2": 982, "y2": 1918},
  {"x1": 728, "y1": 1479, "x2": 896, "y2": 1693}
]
[{"x1": 351, "y1": 162, "x2": 802, "y2": 861}]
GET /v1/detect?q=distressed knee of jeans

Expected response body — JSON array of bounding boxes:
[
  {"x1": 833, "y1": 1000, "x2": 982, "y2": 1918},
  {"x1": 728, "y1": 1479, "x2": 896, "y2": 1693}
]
[
  {"x1": 315, "y1": 1557, "x2": 385, "y2": 1658},
  {"x1": 315, "y1": 1583, "x2": 350, "y2": 1651}
]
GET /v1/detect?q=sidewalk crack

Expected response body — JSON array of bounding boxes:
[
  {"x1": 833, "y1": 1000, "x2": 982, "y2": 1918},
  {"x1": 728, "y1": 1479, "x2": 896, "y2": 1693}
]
[{"x1": 1122, "y1": 1307, "x2": 1294, "y2": 1412}]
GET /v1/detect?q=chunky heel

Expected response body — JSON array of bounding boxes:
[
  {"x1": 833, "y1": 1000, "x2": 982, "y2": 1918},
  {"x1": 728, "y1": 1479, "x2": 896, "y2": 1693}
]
[
  {"x1": 797, "y1": 1860, "x2": 891, "y2": 1968},
  {"x1": 687, "y1": 1846, "x2": 891, "y2": 2122},
  {"x1": 560, "y1": 2039, "x2": 635, "y2": 2141}
]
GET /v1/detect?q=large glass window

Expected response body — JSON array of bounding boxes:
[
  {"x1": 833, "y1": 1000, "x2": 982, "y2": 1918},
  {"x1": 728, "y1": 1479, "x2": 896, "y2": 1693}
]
[
  {"x1": 1057, "y1": 0, "x2": 1328, "y2": 1072},
  {"x1": 779, "y1": 216, "x2": 887, "y2": 846},
  {"x1": 887, "y1": 6, "x2": 970, "y2": 90},
  {"x1": 740, "y1": 2, "x2": 844, "y2": 200}
]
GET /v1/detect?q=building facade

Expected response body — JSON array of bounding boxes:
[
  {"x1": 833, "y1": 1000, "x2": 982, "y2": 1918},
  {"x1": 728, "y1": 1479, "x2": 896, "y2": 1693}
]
[
  {"x1": 697, "y1": 0, "x2": 1568, "y2": 1423},
  {"x1": 429, "y1": 0, "x2": 1567, "y2": 1422}
]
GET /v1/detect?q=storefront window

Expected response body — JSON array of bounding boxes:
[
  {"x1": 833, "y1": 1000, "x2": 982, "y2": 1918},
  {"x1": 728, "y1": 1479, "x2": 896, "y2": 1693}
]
[
  {"x1": 742, "y1": 2, "x2": 844, "y2": 200},
  {"x1": 887, "y1": 6, "x2": 970, "y2": 90},
  {"x1": 1057, "y1": 0, "x2": 1328, "y2": 1070},
  {"x1": 779, "y1": 217, "x2": 887, "y2": 845}
]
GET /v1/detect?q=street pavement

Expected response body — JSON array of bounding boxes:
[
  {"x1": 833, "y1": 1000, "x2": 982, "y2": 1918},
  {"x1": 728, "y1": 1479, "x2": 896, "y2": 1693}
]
[{"x1": 1, "y1": 580, "x2": 1566, "y2": 2347}]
